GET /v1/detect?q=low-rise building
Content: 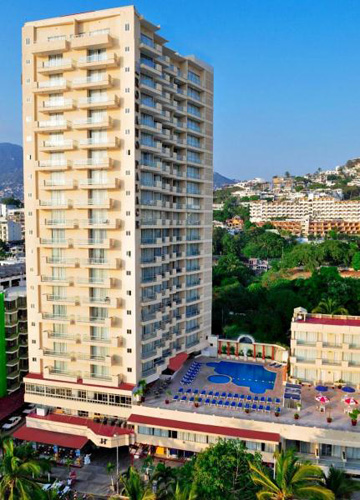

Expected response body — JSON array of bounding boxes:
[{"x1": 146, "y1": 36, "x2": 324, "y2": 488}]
[{"x1": 0, "y1": 219, "x2": 22, "y2": 242}]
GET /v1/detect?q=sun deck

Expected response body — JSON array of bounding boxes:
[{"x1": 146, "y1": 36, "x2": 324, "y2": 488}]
[{"x1": 144, "y1": 357, "x2": 360, "y2": 433}]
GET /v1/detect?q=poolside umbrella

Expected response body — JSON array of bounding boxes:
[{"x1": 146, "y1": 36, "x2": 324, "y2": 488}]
[
  {"x1": 315, "y1": 394, "x2": 329, "y2": 404},
  {"x1": 342, "y1": 386, "x2": 356, "y2": 393},
  {"x1": 344, "y1": 397, "x2": 358, "y2": 406},
  {"x1": 315, "y1": 385, "x2": 328, "y2": 392}
]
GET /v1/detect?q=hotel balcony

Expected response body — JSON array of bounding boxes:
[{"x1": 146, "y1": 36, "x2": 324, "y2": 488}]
[
  {"x1": 42, "y1": 312, "x2": 72, "y2": 323},
  {"x1": 79, "y1": 137, "x2": 119, "y2": 149},
  {"x1": 79, "y1": 218, "x2": 119, "y2": 229},
  {"x1": 140, "y1": 80, "x2": 163, "y2": 97},
  {"x1": 34, "y1": 119, "x2": 70, "y2": 132},
  {"x1": 42, "y1": 349, "x2": 72, "y2": 360},
  {"x1": 32, "y1": 38, "x2": 69, "y2": 55},
  {"x1": 38, "y1": 238, "x2": 72, "y2": 248},
  {"x1": 75, "y1": 238, "x2": 114, "y2": 249},
  {"x1": 140, "y1": 101, "x2": 162, "y2": 115},
  {"x1": 37, "y1": 58, "x2": 74, "y2": 74},
  {"x1": 140, "y1": 60, "x2": 162, "y2": 77},
  {"x1": 46, "y1": 331, "x2": 79, "y2": 341},
  {"x1": 81, "y1": 257, "x2": 120, "y2": 269},
  {"x1": 43, "y1": 179, "x2": 74, "y2": 190},
  {"x1": 33, "y1": 79, "x2": 69, "y2": 94},
  {"x1": 75, "y1": 276, "x2": 115, "y2": 287},
  {"x1": 76, "y1": 315, "x2": 113, "y2": 327},
  {"x1": 46, "y1": 294, "x2": 78, "y2": 305},
  {"x1": 72, "y1": 74, "x2": 113, "y2": 90},
  {"x1": 39, "y1": 139, "x2": 76, "y2": 152},
  {"x1": 82, "y1": 335, "x2": 120, "y2": 347},
  {"x1": 81, "y1": 296, "x2": 119, "y2": 308},
  {"x1": 74, "y1": 198, "x2": 113, "y2": 209},
  {"x1": 45, "y1": 257, "x2": 78, "y2": 267},
  {"x1": 139, "y1": 39, "x2": 162, "y2": 57},
  {"x1": 78, "y1": 178, "x2": 118, "y2": 189},
  {"x1": 78, "y1": 53, "x2": 119, "y2": 69},
  {"x1": 71, "y1": 32, "x2": 113, "y2": 50},
  {"x1": 35, "y1": 159, "x2": 71, "y2": 171},
  {"x1": 73, "y1": 116, "x2": 113, "y2": 130},
  {"x1": 82, "y1": 372, "x2": 119, "y2": 386},
  {"x1": 37, "y1": 199, "x2": 71, "y2": 209},
  {"x1": 44, "y1": 367, "x2": 79, "y2": 382},
  {"x1": 78, "y1": 96, "x2": 119, "y2": 109},
  {"x1": 40, "y1": 99, "x2": 75, "y2": 113},
  {"x1": 73, "y1": 158, "x2": 113, "y2": 170},
  {"x1": 40, "y1": 276, "x2": 73, "y2": 286},
  {"x1": 140, "y1": 140, "x2": 162, "y2": 154}
]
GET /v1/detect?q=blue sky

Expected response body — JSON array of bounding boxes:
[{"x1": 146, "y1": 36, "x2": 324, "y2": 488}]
[{"x1": 2, "y1": 0, "x2": 360, "y2": 179}]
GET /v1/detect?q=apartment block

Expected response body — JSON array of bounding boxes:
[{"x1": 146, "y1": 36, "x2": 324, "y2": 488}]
[
  {"x1": 0, "y1": 286, "x2": 28, "y2": 397},
  {"x1": 22, "y1": 6, "x2": 213, "y2": 419},
  {"x1": 250, "y1": 198, "x2": 360, "y2": 223},
  {"x1": 291, "y1": 307, "x2": 360, "y2": 385},
  {"x1": 0, "y1": 219, "x2": 23, "y2": 242}
]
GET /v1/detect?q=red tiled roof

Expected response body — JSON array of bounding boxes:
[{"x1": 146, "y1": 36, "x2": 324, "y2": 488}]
[
  {"x1": 128, "y1": 414, "x2": 280, "y2": 442},
  {"x1": 24, "y1": 373, "x2": 135, "y2": 392},
  {"x1": 28, "y1": 413, "x2": 133, "y2": 438},
  {"x1": 298, "y1": 317, "x2": 360, "y2": 327},
  {"x1": 13, "y1": 423, "x2": 88, "y2": 449},
  {"x1": 168, "y1": 352, "x2": 188, "y2": 372},
  {"x1": 0, "y1": 388, "x2": 24, "y2": 421}
]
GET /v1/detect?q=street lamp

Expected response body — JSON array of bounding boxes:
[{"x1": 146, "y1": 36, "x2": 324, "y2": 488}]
[{"x1": 114, "y1": 433, "x2": 119, "y2": 494}]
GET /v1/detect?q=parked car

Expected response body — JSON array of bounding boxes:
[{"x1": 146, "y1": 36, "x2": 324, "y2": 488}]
[{"x1": 2, "y1": 416, "x2": 22, "y2": 429}]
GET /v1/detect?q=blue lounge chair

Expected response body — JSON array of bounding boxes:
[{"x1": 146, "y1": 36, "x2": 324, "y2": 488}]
[
  {"x1": 201, "y1": 390, "x2": 206, "y2": 396},
  {"x1": 211, "y1": 399, "x2": 217, "y2": 405},
  {"x1": 237, "y1": 402, "x2": 243, "y2": 410},
  {"x1": 240, "y1": 394, "x2": 245, "y2": 401},
  {"x1": 265, "y1": 405, "x2": 271, "y2": 412},
  {"x1": 193, "y1": 389, "x2": 199, "y2": 395},
  {"x1": 227, "y1": 392, "x2": 233, "y2": 398},
  {"x1": 215, "y1": 392, "x2": 220, "y2": 398},
  {"x1": 208, "y1": 391, "x2": 213, "y2": 397},
  {"x1": 218, "y1": 400, "x2": 223, "y2": 407},
  {"x1": 258, "y1": 404, "x2": 265, "y2": 411},
  {"x1": 260, "y1": 396, "x2": 265, "y2": 403},
  {"x1": 198, "y1": 397, "x2": 202, "y2": 403},
  {"x1": 189, "y1": 396, "x2": 194, "y2": 403},
  {"x1": 253, "y1": 396, "x2": 259, "y2": 402},
  {"x1": 275, "y1": 407, "x2": 281, "y2": 414},
  {"x1": 205, "y1": 398, "x2": 210, "y2": 405},
  {"x1": 275, "y1": 398, "x2": 281, "y2": 404},
  {"x1": 178, "y1": 387, "x2": 184, "y2": 393},
  {"x1": 267, "y1": 397, "x2": 272, "y2": 403},
  {"x1": 245, "y1": 403, "x2": 250, "y2": 411},
  {"x1": 252, "y1": 404, "x2": 257, "y2": 411},
  {"x1": 181, "y1": 396, "x2": 187, "y2": 402},
  {"x1": 186, "y1": 388, "x2": 192, "y2": 394},
  {"x1": 221, "y1": 392, "x2": 227, "y2": 398},
  {"x1": 224, "y1": 401, "x2": 230, "y2": 408},
  {"x1": 246, "y1": 395, "x2": 252, "y2": 401},
  {"x1": 231, "y1": 401, "x2": 236, "y2": 409},
  {"x1": 233, "y1": 393, "x2": 239, "y2": 399},
  {"x1": 173, "y1": 395, "x2": 179, "y2": 401}
]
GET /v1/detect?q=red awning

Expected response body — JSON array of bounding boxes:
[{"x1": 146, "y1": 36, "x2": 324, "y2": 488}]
[
  {"x1": 128, "y1": 414, "x2": 280, "y2": 442},
  {"x1": 168, "y1": 352, "x2": 188, "y2": 372},
  {"x1": 13, "y1": 424, "x2": 88, "y2": 449}
]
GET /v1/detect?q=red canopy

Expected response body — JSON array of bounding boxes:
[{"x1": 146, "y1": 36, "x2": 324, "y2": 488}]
[
  {"x1": 13, "y1": 424, "x2": 88, "y2": 449},
  {"x1": 168, "y1": 352, "x2": 188, "y2": 372}
]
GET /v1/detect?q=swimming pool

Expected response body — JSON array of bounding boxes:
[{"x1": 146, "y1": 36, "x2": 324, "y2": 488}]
[{"x1": 207, "y1": 361, "x2": 276, "y2": 394}]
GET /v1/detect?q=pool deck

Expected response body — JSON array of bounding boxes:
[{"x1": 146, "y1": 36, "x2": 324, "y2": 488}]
[{"x1": 144, "y1": 357, "x2": 360, "y2": 433}]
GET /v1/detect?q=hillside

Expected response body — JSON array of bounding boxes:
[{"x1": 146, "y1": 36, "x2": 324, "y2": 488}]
[
  {"x1": 214, "y1": 172, "x2": 237, "y2": 189},
  {"x1": 0, "y1": 143, "x2": 23, "y2": 199}
]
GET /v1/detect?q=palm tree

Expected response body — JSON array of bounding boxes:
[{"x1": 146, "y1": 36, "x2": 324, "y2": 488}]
[
  {"x1": 324, "y1": 466, "x2": 360, "y2": 499},
  {"x1": 172, "y1": 482, "x2": 197, "y2": 500},
  {"x1": 249, "y1": 449, "x2": 335, "y2": 500},
  {"x1": 151, "y1": 462, "x2": 177, "y2": 499},
  {"x1": 106, "y1": 461, "x2": 116, "y2": 493},
  {"x1": 0, "y1": 438, "x2": 49, "y2": 499},
  {"x1": 312, "y1": 297, "x2": 348, "y2": 315},
  {"x1": 118, "y1": 466, "x2": 155, "y2": 500}
]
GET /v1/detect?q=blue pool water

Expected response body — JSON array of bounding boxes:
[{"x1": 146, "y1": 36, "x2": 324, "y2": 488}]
[{"x1": 207, "y1": 361, "x2": 276, "y2": 394}]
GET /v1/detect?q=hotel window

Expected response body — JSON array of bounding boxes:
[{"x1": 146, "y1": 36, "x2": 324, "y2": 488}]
[{"x1": 188, "y1": 70, "x2": 201, "y2": 85}]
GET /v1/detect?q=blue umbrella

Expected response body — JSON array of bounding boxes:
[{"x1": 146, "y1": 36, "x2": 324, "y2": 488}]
[
  {"x1": 342, "y1": 386, "x2": 355, "y2": 393},
  {"x1": 315, "y1": 385, "x2": 328, "y2": 392}
]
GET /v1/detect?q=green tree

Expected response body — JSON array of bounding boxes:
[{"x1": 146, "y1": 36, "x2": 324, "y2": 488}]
[
  {"x1": 249, "y1": 449, "x2": 334, "y2": 500},
  {"x1": 106, "y1": 461, "x2": 116, "y2": 493},
  {"x1": 193, "y1": 439, "x2": 262, "y2": 500},
  {"x1": 151, "y1": 462, "x2": 177, "y2": 500},
  {"x1": 118, "y1": 466, "x2": 155, "y2": 500},
  {"x1": 351, "y1": 251, "x2": 360, "y2": 271},
  {"x1": 312, "y1": 297, "x2": 348, "y2": 315},
  {"x1": 0, "y1": 438, "x2": 50, "y2": 500},
  {"x1": 324, "y1": 466, "x2": 360, "y2": 499}
]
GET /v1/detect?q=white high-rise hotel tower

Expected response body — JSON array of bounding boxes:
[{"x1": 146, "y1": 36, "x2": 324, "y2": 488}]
[{"x1": 22, "y1": 6, "x2": 213, "y2": 420}]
